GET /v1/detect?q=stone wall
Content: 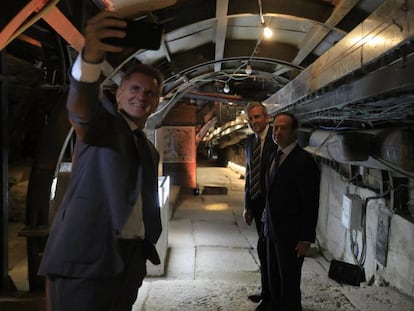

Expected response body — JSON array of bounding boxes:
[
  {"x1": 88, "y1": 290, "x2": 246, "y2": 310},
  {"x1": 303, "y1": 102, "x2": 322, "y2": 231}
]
[{"x1": 317, "y1": 165, "x2": 414, "y2": 297}]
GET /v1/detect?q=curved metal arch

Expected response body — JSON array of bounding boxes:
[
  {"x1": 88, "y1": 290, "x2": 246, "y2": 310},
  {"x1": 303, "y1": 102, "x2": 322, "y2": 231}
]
[
  {"x1": 100, "y1": 11, "x2": 340, "y2": 89},
  {"x1": 101, "y1": 11, "x2": 342, "y2": 131},
  {"x1": 162, "y1": 56, "x2": 303, "y2": 93},
  {"x1": 146, "y1": 55, "x2": 303, "y2": 129}
]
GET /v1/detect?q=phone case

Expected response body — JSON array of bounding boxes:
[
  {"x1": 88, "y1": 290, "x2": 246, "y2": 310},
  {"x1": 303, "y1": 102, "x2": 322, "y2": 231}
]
[{"x1": 103, "y1": 20, "x2": 162, "y2": 50}]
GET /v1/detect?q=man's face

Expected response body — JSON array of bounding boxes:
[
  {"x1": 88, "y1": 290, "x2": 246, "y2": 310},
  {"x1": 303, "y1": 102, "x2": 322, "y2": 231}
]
[
  {"x1": 116, "y1": 72, "x2": 160, "y2": 126},
  {"x1": 247, "y1": 106, "x2": 269, "y2": 135},
  {"x1": 272, "y1": 114, "x2": 296, "y2": 148}
]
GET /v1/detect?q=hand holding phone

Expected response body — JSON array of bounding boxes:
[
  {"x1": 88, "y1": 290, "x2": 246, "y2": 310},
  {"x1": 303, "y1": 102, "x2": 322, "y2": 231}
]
[{"x1": 102, "y1": 19, "x2": 163, "y2": 50}]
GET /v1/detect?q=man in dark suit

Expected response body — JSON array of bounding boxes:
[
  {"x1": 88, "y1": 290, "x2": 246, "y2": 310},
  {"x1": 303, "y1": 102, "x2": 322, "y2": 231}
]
[
  {"x1": 243, "y1": 102, "x2": 277, "y2": 309},
  {"x1": 263, "y1": 112, "x2": 320, "y2": 311},
  {"x1": 38, "y1": 11, "x2": 163, "y2": 311}
]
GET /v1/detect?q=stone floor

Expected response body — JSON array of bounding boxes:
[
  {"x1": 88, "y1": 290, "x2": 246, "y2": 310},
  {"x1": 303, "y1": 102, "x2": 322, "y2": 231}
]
[
  {"x1": 2, "y1": 164, "x2": 414, "y2": 311},
  {"x1": 133, "y1": 166, "x2": 414, "y2": 311}
]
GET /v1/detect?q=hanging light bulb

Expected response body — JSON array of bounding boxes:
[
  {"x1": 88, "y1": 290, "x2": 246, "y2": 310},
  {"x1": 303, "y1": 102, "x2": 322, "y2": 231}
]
[
  {"x1": 263, "y1": 24, "x2": 273, "y2": 39},
  {"x1": 245, "y1": 63, "x2": 253, "y2": 75},
  {"x1": 223, "y1": 83, "x2": 230, "y2": 93},
  {"x1": 258, "y1": 0, "x2": 272, "y2": 39}
]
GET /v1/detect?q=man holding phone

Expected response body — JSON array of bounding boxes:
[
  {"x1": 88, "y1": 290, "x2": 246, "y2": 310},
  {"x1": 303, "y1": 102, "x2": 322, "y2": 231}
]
[
  {"x1": 102, "y1": 18, "x2": 162, "y2": 49},
  {"x1": 38, "y1": 11, "x2": 163, "y2": 311}
]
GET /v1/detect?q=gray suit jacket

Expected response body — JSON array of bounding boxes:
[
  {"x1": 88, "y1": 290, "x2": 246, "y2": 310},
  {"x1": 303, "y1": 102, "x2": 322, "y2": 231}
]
[{"x1": 38, "y1": 76, "x2": 161, "y2": 278}]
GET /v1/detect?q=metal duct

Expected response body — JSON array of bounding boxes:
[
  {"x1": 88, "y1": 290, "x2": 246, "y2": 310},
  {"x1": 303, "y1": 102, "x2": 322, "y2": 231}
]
[
  {"x1": 302, "y1": 128, "x2": 414, "y2": 173},
  {"x1": 305, "y1": 130, "x2": 373, "y2": 162},
  {"x1": 374, "y1": 128, "x2": 414, "y2": 172}
]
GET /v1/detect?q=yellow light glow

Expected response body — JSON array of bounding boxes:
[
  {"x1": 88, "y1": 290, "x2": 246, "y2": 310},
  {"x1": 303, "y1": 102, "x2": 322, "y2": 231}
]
[
  {"x1": 204, "y1": 203, "x2": 229, "y2": 211},
  {"x1": 263, "y1": 26, "x2": 273, "y2": 39},
  {"x1": 348, "y1": 33, "x2": 386, "y2": 47}
]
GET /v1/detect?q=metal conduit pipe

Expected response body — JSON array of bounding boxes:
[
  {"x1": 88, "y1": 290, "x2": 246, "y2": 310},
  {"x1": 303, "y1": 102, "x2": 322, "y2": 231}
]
[{"x1": 300, "y1": 127, "x2": 414, "y2": 175}]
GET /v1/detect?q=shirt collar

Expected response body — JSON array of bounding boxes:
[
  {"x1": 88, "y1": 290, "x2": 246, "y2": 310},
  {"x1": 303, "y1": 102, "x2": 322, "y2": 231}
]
[
  {"x1": 279, "y1": 141, "x2": 297, "y2": 156},
  {"x1": 120, "y1": 110, "x2": 140, "y2": 132},
  {"x1": 256, "y1": 124, "x2": 269, "y2": 143}
]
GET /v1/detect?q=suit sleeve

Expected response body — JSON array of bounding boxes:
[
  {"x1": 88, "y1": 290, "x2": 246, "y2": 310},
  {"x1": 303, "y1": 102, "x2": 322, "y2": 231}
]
[
  {"x1": 298, "y1": 153, "x2": 321, "y2": 243},
  {"x1": 66, "y1": 74, "x2": 113, "y2": 144}
]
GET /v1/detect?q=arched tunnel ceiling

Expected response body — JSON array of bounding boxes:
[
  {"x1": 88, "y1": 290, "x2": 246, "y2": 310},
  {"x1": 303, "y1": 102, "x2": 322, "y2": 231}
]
[{"x1": 1, "y1": 0, "x2": 414, "y2": 152}]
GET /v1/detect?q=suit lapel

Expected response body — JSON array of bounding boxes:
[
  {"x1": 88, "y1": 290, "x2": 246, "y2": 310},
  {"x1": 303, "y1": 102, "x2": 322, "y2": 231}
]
[
  {"x1": 262, "y1": 127, "x2": 277, "y2": 169},
  {"x1": 268, "y1": 145, "x2": 300, "y2": 184},
  {"x1": 247, "y1": 134, "x2": 256, "y2": 164},
  {"x1": 266, "y1": 150, "x2": 276, "y2": 189}
]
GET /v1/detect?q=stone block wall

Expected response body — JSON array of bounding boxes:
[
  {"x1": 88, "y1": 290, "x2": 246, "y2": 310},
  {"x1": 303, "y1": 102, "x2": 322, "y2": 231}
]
[{"x1": 317, "y1": 165, "x2": 414, "y2": 297}]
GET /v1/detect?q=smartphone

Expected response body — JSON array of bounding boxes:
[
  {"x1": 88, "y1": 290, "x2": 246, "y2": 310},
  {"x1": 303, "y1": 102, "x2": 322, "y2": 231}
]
[{"x1": 103, "y1": 19, "x2": 163, "y2": 50}]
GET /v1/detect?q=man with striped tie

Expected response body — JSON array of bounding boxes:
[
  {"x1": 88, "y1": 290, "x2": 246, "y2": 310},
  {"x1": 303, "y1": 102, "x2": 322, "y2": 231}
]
[{"x1": 243, "y1": 102, "x2": 277, "y2": 310}]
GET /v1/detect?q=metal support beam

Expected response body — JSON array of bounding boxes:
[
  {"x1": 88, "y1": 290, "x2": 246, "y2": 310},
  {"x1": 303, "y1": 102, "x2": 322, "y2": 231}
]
[
  {"x1": 268, "y1": 49, "x2": 414, "y2": 124},
  {"x1": 0, "y1": 50, "x2": 16, "y2": 294},
  {"x1": 214, "y1": 0, "x2": 229, "y2": 72},
  {"x1": 292, "y1": 0, "x2": 359, "y2": 66},
  {"x1": 42, "y1": 6, "x2": 85, "y2": 52}
]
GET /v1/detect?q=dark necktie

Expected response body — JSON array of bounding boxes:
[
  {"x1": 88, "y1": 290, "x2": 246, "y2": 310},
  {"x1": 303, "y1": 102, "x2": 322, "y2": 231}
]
[
  {"x1": 264, "y1": 149, "x2": 282, "y2": 237},
  {"x1": 133, "y1": 129, "x2": 162, "y2": 244},
  {"x1": 269, "y1": 149, "x2": 283, "y2": 181},
  {"x1": 249, "y1": 136, "x2": 262, "y2": 200}
]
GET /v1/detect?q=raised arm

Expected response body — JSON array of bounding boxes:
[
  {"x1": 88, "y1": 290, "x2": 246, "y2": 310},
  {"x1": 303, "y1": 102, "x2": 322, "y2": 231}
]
[{"x1": 66, "y1": 11, "x2": 127, "y2": 141}]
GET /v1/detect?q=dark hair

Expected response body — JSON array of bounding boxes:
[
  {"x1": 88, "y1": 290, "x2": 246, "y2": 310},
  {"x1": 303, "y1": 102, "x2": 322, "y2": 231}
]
[
  {"x1": 275, "y1": 112, "x2": 299, "y2": 130},
  {"x1": 121, "y1": 63, "x2": 164, "y2": 94}
]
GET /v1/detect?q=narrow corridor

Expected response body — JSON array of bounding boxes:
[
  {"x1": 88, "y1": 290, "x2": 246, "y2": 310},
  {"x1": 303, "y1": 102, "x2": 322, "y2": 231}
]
[{"x1": 134, "y1": 166, "x2": 414, "y2": 311}]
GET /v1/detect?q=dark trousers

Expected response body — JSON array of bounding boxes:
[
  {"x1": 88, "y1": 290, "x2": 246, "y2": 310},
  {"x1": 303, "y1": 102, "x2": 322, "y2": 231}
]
[
  {"x1": 48, "y1": 238, "x2": 146, "y2": 311},
  {"x1": 266, "y1": 237, "x2": 304, "y2": 311},
  {"x1": 252, "y1": 198, "x2": 269, "y2": 300}
]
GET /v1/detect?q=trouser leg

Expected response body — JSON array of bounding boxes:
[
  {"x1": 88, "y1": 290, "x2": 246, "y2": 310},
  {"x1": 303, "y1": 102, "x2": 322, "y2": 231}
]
[
  {"x1": 48, "y1": 276, "x2": 117, "y2": 311},
  {"x1": 270, "y1": 239, "x2": 304, "y2": 311},
  {"x1": 48, "y1": 239, "x2": 147, "y2": 311},
  {"x1": 112, "y1": 238, "x2": 147, "y2": 311},
  {"x1": 256, "y1": 219, "x2": 269, "y2": 300}
]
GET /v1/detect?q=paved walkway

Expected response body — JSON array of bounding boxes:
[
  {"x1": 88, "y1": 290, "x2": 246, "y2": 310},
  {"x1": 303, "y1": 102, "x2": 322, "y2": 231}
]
[
  {"x1": 3, "y1": 165, "x2": 414, "y2": 311},
  {"x1": 133, "y1": 165, "x2": 414, "y2": 311}
]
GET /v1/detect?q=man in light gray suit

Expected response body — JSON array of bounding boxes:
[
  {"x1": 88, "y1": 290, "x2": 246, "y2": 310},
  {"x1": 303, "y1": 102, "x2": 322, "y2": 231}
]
[
  {"x1": 243, "y1": 102, "x2": 277, "y2": 309},
  {"x1": 38, "y1": 11, "x2": 163, "y2": 311}
]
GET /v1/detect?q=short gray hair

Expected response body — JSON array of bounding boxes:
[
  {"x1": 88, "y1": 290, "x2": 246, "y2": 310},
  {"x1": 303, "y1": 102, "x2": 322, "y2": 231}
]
[{"x1": 246, "y1": 101, "x2": 268, "y2": 115}]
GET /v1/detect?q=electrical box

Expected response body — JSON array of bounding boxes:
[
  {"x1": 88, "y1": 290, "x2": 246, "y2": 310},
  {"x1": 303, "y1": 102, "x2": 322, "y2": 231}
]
[{"x1": 342, "y1": 194, "x2": 363, "y2": 230}]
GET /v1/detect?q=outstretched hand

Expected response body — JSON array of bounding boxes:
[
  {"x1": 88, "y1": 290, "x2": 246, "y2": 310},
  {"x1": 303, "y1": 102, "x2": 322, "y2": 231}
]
[{"x1": 83, "y1": 11, "x2": 127, "y2": 63}]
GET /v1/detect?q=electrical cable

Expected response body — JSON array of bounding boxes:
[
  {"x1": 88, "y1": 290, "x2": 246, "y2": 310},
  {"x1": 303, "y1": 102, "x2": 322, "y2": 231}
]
[
  {"x1": 371, "y1": 154, "x2": 414, "y2": 179},
  {"x1": 339, "y1": 165, "x2": 362, "y2": 185},
  {"x1": 258, "y1": 0, "x2": 265, "y2": 24},
  {"x1": 349, "y1": 188, "x2": 391, "y2": 267},
  {"x1": 311, "y1": 118, "x2": 345, "y2": 158}
]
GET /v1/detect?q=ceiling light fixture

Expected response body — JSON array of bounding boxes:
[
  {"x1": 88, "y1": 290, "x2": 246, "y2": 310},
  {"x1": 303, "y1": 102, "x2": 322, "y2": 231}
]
[
  {"x1": 223, "y1": 83, "x2": 230, "y2": 93},
  {"x1": 258, "y1": 0, "x2": 273, "y2": 39},
  {"x1": 245, "y1": 63, "x2": 253, "y2": 75},
  {"x1": 263, "y1": 25, "x2": 273, "y2": 39}
]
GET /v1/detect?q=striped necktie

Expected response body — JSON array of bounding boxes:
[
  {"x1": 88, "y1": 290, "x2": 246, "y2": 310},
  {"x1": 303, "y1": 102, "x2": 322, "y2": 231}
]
[{"x1": 249, "y1": 136, "x2": 262, "y2": 200}]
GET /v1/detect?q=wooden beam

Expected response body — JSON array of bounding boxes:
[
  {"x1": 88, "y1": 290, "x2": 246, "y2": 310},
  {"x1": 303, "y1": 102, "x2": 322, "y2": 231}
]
[
  {"x1": 0, "y1": 0, "x2": 49, "y2": 50},
  {"x1": 42, "y1": 6, "x2": 85, "y2": 52}
]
